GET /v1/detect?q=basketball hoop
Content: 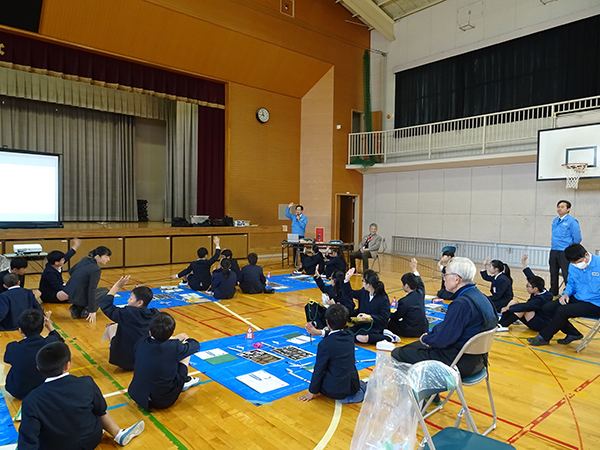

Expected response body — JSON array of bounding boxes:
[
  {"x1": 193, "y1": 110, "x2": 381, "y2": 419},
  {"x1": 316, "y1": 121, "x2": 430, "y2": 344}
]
[{"x1": 562, "y1": 163, "x2": 588, "y2": 189}]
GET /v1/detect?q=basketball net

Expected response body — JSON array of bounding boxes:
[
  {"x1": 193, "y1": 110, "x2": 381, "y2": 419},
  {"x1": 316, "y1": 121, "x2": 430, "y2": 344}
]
[{"x1": 562, "y1": 163, "x2": 588, "y2": 189}]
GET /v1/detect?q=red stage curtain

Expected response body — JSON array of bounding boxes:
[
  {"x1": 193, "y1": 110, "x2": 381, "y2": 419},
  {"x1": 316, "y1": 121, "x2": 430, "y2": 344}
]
[{"x1": 197, "y1": 106, "x2": 225, "y2": 218}]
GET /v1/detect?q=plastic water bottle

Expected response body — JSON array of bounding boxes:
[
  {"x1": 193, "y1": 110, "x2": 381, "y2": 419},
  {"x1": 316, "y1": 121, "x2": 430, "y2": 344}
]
[{"x1": 391, "y1": 297, "x2": 397, "y2": 308}]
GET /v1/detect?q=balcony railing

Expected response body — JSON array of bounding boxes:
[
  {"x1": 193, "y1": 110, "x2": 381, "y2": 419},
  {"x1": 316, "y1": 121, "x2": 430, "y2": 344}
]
[{"x1": 348, "y1": 95, "x2": 600, "y2": 165}]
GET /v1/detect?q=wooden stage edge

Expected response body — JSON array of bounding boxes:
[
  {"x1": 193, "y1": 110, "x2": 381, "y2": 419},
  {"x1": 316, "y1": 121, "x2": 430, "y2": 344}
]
[{"x1": 0, "y1": 222, "x2": 288, "y2": 269}]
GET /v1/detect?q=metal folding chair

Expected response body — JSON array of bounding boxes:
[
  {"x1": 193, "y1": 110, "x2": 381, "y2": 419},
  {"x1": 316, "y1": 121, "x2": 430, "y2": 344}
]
[
  {"x1": 408, "y1": 360, "x2": 515, "y2": 450},
  {"x1": 574, "y1": 317, "x2": 600, "y2": 353},
  {"x1": 423, "y1": 328, "x2": 498, "y2": 436}
]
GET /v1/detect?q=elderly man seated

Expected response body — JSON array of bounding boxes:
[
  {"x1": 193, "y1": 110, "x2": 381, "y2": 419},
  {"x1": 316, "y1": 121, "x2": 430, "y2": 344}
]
[{"x1": 349, "y1": 223, "x2": 382, "y2": 272}]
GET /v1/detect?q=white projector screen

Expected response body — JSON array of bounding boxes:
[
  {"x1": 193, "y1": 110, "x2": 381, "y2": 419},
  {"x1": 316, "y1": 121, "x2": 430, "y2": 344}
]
[{"x1": 0, "y1": 149, "x2": 62, "y2": 228}]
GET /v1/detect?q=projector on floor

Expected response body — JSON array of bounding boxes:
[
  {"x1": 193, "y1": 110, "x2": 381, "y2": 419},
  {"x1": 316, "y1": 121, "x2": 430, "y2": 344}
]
[{"x1": 13, "y1": 244, "x2": 43, "y2": 255}]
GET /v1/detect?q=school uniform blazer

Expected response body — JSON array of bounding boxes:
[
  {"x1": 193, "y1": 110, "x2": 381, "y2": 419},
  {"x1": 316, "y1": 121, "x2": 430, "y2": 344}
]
[
  {"x1": 18, "y1": 375, "x2": 106, "y2": 450},
  {"x1": 324, "y1": 256, "x2": 346, "y2": 278},
  {"x1": 0, "y1": 287, "x2": 42, "y2": 331},
  {"x1": 309, "y1": 329, "x2": 360, "y2": 399},
  {"x1": 357, "y1": 233, "x2": 382, "y2": 258},
  {"x1": 343, "y1": 282, "x2": 391, "y2": 334},
  {"x1": 178, "y1": 249, "x2": 221, "y2": 291},
  {"x1": 4, "y1": 331, "x2": 64, "y2": 400},
  {"x1": 211, "y1": 269, "x2": 237, "y2": 299},
  {"x1": 128, "y1": 336, "x2": 200, "y2": 410},
  {"x1": 100, "y1": 294, "x2": 159, "y2": 371},
  {"x1": 390, "y1": 276, "x2": 428, "y2": 337},
  {"x1": 302, "y1": 252, "x2": 325, "y2": 275},
  {"x1": 239, "y1": 264, "x2": 266, "y2": 294},
  {"x1": 480, "y1": 271, "x2": 514, "y2": 311},
  {"x1": 314, "y1": 276, "x2": 355, "y2": 314},
  {"x1": 229, "y1": 259, "x2": 241, "y2": 280},
  {"x1": 0, "y1": 269, "x2": 26, "y2": 293},
  {"x1": 509, "y1": 267, "x2": 553, "y2": 318},
  {"x1": 64, "y1": 257, "x2": 101, "y2": 312},
  {"x1": 39, "y1": 248, "x2": 76, "y2": 303}
]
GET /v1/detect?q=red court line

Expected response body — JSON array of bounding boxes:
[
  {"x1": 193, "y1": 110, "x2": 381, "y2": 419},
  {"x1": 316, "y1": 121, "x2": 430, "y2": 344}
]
[
  {"x1": 168, "y1": 308, "x2": 232, "y2": 336},
  {"x1": 505, "y1": 371, "x2": 600, "y2": 448}
]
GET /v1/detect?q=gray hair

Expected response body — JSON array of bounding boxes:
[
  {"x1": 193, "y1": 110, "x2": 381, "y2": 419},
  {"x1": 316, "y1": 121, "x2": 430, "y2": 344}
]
[
  {"x1": 447, "y1": 257, "x2": 476, "y2": 284},
  {"x1": 369, "y1": 223, "x2": 378, "y2": 229}
]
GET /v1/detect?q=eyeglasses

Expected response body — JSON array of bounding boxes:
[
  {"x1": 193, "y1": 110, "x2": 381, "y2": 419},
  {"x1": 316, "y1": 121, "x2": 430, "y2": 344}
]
[{"x1": 443, "y1": 272, "x2": 461, "y2": 279}]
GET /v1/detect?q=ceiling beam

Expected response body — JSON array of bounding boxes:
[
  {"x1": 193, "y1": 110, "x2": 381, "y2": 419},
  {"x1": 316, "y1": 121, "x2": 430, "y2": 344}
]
[{"x1": 339, "y1": 0, "x2": 395, "y2": 41}]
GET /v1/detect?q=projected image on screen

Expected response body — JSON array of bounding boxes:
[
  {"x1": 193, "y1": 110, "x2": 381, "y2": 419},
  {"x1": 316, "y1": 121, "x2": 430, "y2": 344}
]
[{"x1": 0, "y1": 149, "x2": 61, "y2": 228}]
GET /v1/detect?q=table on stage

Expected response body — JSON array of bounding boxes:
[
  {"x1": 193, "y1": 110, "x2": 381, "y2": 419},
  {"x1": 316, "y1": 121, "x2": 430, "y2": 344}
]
[
  {"x1": 280, "y1": 241, "x2": 354, "y2": 268},
  {"x1": 2, "y1": 252, "x2": 48, "y2": 273}
]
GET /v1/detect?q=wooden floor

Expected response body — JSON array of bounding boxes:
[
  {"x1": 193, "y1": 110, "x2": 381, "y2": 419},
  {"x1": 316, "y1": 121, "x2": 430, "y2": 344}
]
[{"x1": 1, "y1": 254, "x2": 598, "y2": 449}]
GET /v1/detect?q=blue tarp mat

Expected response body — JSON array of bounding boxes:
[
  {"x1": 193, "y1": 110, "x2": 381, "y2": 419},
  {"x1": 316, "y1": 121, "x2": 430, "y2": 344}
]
[
  {"x1": 113, "y1": 287, "x2": 216, "y2": 310},
  {"x1": 189, "y1": 325, "x2": 376, "y2": 403},
  {"x1": 266, "y1": 274, "x2": 328, "y2": 293},
  {"x1": 0, "y1": 392, "x2": 18, "y2": 445},
  {"x1": 423, "y1": 301, "x2": 447, "y2": 329}
]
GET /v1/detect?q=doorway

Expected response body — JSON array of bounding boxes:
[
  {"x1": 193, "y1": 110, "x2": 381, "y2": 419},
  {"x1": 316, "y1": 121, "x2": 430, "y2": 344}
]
[{"x1": 337, "y1": 194, "x2": 358, "y2": 244}]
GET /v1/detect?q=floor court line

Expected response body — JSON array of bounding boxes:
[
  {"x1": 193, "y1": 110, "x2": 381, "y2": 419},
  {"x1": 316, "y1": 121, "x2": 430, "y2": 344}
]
[
  {"x1": 313, "y1": 400, "x2": 342, "y2": 450},
  {"x1": 168, "y1": 308, "x2": 232, "y2": 336},
  {"x1": 214, "y1": 302, "x2": 262, "y2": 331}
]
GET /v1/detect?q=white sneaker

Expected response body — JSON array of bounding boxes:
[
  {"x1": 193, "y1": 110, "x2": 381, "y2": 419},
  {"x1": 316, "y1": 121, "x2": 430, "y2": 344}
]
[
  {"x1": 182, "y1": 376, "x2": 202, "y2": 391},
  {"x1": 292, "y1": 271, "x2": 302, "y2": 275},
  {"x1": 115, "y1": 420, "x2": 145, "y2": 446},
  {"x1": 497, "y1": 325, "x2": 510, "y2": 332},
  {"x1": 383, "y1": 329, "x2": 402, "y2": 343}
]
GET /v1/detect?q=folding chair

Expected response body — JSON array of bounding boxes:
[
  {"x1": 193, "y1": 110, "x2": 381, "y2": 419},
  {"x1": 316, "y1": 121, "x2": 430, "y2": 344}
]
[
  {"x1": 408, "y1": 360, "x2": 516, "y2": 450},
  {"x1": 423, "y1": 328, "x2": 497, "y2": 436},
  {"x1": 575, "y1": 317, "x2": 600, "y2": 353}
]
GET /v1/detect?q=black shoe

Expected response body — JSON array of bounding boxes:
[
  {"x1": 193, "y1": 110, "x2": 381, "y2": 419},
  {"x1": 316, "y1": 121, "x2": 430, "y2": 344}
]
[
  {"x1": 263, "y1": 288, "x2": 275, "y2": 294},
  {"x1": 80, "y1": 307, "x2": 89, "y2": 319},
  {"x1": 527, "y1": 335, "x2": 550, "y2": 346},
  {"x1": 69, "y1": 305, "x2": 79, "y2": 319},
  {"x1": 557, "y1": 333, "x2": 584, "y2": 345}
]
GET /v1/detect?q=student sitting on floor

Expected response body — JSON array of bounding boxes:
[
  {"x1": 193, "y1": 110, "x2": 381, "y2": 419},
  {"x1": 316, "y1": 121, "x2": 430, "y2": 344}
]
[
  {"x1": 220, "y1": 249, "x2": 241, "y2": 280},
  {"x1": 386, "y1": 257, "x2": 428, "y2": 340},
  {"x1": 4, "y1": 309, "x2": 64, "y2": 400},
  {"x1": 64, "y1": 246, "x2": 112, "y2": 323},
  {"x1": 497, "y1": 254, "x2": 553, "y2": 332},
  {"x1": 308, "y1": 268, "x2": 391, "y2": 344},
  {"x1": 18, "y1": 341, "x2": 144, "y2": 449},
  {"x1": 239, "y1": 253, "x2": 274, "y2": 294},
  {"x1": 39, "y1": 238, "x2": 80, "y2": 303},
  {"x1": 128, "y1": 312, "x2": 201, "y2": 410},
  {"x1": 294, "y1": 244, "x2": 325, "y2": 276},
  {"x1": 299, "y1": 304, "x2": 365, "y2": 404},
  {"x1": 211, "y1": 259, "x2": 237, "y2": 299},
  {"x1": 0, "y1": 256, "x2": 29, "y2": 294},
  {"x1": 0, "y1": 274, "x2": 42, "y2": 331},
  {"x1": 305, "y1": 267, "x2": 354, "y2": 329},
  {"x1": 172, "y1": 236, "x2": 221, "y2": 292},
  {"x1": 480, "y1": 257, "x2": 514, "y2": 312},
  {"x1": 100, "y1": 276, "x2": 158, "y2": 371},
  {"x1": 323, "y1": 247, "x2": 347, "y2": 279}
]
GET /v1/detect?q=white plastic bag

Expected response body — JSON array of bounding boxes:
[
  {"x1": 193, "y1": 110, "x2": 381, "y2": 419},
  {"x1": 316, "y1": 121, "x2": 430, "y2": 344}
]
[{"x1": 350, "y1": 352, "x2": 418, "y2": 450}]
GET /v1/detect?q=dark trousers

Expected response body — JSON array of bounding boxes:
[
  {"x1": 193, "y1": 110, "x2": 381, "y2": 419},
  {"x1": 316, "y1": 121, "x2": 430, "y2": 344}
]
[
  {"x1": 350, "y1": 250, "x2": 372, "y2": 271},
  {"x1": 499, "y1": 311, "x2": 550, "y2": 332},
  {"x1": 549, "y1": 250, "x2": 570, "y2": 296},
  {"x1": 292, "y1": 237, "x2": 304, "y2": 266},
  {"x1": 539, "y1": 297, "x2": 600, "y2": 341},
  {"x1": 391, "y1": 341, "x2": 485, "y2": 377}
]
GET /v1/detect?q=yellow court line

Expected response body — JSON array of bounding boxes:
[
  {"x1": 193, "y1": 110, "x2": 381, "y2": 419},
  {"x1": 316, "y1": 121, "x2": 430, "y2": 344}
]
[
  {"x1": 314, "y1": 400, "x2": 343, "y2": 450},
  {"x1": 215, "y1": 302, "x2": 263, "y2": 331},
  {"x1": 70, "y1": 364, "x2": 95, "y2": 372}
]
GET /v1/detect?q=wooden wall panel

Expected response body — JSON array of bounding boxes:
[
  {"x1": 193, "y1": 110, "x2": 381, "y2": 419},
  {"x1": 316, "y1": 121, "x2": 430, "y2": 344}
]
[
  {"x1": 248, "y1": 231, "x2": 288, "y2": 258},
  {"x1": 217, "y1": 234, "x2": 248, "y2": 259},
  {"x1": 226, "y1": 83, "x2": 301, "y2": 227},
  {"x1": 68, "y1": 238, "x2": 124, "y2": 268},
  {"x1": 300, "y1": 69, "x2": 334, "y2": 242},
  {"x1": 171, "y1": 236, "x2": 212, "y2": 264},
  {"x1": 124, "y1": 237, "x2": 171, "y2": 267}
]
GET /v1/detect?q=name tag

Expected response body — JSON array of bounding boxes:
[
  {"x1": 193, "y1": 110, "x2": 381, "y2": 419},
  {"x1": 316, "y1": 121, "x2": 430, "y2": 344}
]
[{"x1": 592, "y1": 272, "x2": 599, "y2": 277}]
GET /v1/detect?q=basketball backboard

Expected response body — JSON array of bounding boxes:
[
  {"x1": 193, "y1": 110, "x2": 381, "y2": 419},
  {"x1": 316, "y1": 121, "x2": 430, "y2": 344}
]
[{"x1": 537, "y1": 123, "x2": 600, "y2": 181}]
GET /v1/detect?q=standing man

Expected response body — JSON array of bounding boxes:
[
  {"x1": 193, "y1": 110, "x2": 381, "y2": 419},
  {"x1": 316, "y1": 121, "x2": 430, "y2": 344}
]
[
  {"x1": 286, "y1": 202, "x2": 308, "y2": 265},
  {"x1": 549, "y1": 200, "x2": 581, "y2": 296},
  {"x1": 349, "y1": 223, "x2": 382, "y2": 271}
]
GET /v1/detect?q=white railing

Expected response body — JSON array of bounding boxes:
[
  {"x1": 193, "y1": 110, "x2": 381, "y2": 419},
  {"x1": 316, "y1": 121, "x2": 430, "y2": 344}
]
[{"x1": 349, "y1": 95, "x2": 600, "y2": 164}]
